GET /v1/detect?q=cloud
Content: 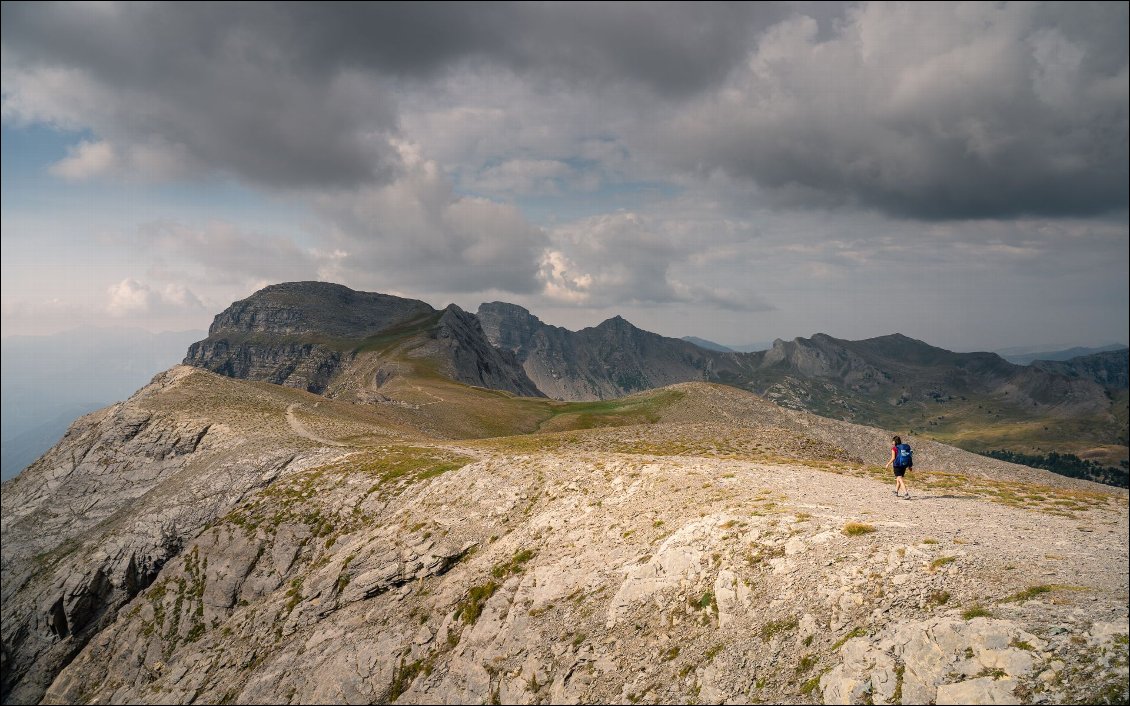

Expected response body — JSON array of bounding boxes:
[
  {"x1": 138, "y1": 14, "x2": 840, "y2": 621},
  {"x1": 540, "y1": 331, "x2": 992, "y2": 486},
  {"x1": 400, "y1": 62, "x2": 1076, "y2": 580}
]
[
  {"x1": 656, "y1": 2, "x2": 1129, "y2": 219},
  {"x1": 7, "y1": 3, "x2": 1122, "y2": 219},
  {"x1": 542, "y1": 211, "x2": 768, "y2": 310},
  {"x1": 0, "y1": 3, "x2": 778, "y2": 191},
  {"x1": 539, "y1": 250, "x2": 594, "y2": 304},
  {"x1": 468, "y1": 159, "x2": 598, "y2": 197},
  {"x1": 312, "y1": 142, "x2": 549, "y2": 295},
  {"x1": 106, "y1": 278, "x2": 204, "y2": 317},
  {"x1": 134, "y1": 221, "x2": 330, "y2": 285},
  {"x1": 2, "y1": 4, "x2": 401, "y2": 188},
  {"x1": 49, "y1": 139, "x2": 117, "y2": 180},
  {"x1": 2, "y1": 2, "x2": 1126, "y2": 349}
]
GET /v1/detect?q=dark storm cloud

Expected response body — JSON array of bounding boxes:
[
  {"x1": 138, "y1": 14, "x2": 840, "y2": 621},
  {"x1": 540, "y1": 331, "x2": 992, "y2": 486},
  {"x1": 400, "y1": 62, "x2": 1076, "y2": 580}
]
[
  {"x1": 1, "y1": 2, "x2": 779, "y2": 189},
  {"x1": 274, "y1": 2, "x2": 781, "y2": 96},
  {"x1": 2, "y1": 2, "x2": 1125, "y2": 218},
  {"x1": 2, "y1": 3, "x2": 400, "y2": 188},
  {"x1": 660, "y1": 2, "x2": 1129, "y2": 220}
]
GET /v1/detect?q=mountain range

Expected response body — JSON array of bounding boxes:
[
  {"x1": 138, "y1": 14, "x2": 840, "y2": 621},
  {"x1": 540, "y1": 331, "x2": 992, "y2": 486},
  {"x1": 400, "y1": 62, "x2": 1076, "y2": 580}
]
[
  {"x1": 187, "y1": 283, "x2": 1128, "y2": 471},
  {"x1": 2, "y1": 281, "x2": 1127, "y2": 705},
  {"x1": 997, "y1": 344, "x2": 1129, "y2": 366}
]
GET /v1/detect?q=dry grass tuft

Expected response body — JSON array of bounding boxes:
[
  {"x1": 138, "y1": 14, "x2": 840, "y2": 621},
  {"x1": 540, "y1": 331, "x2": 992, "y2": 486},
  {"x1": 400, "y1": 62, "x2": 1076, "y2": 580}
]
[{"x1": 842, "y1": 522, "x2": 876, "y2": 536}]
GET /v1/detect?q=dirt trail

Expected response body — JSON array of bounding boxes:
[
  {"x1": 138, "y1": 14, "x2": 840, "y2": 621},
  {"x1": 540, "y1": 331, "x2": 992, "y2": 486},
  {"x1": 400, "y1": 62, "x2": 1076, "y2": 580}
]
[{"x1": 286, "y1": 403, "x2": 350, "y2": 447}]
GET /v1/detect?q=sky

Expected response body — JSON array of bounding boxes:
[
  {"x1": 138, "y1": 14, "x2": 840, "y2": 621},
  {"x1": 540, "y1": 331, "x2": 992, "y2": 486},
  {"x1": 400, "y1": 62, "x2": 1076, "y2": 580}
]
[{"x1": 2, "y1": 2, "x2": 1127, "y2": 352}]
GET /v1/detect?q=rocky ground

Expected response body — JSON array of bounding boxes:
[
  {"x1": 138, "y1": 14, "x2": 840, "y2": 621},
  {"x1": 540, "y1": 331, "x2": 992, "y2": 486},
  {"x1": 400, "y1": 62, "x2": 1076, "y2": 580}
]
[{"x1": 4, "y1": 369, "x2": 1127, "y2": 705}]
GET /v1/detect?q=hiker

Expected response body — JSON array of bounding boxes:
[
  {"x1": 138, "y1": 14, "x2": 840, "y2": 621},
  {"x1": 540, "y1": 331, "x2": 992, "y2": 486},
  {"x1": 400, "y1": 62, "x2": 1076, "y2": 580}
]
[{"x1": 884, "y1": 435, "x2": 912, "y2": 499}]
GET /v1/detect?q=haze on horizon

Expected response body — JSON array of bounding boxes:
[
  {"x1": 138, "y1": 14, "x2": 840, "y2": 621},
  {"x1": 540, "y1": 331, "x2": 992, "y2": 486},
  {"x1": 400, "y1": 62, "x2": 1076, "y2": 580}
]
[{"x1": 2, "y1": 2, "x2": 1128, "y2": 353}]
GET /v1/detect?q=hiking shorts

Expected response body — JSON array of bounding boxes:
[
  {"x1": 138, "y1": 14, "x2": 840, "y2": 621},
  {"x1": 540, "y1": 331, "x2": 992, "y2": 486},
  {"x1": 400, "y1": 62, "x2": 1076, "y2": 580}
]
[{"x1": 893, "y1": 465, "x2": 908, "y2": 477}]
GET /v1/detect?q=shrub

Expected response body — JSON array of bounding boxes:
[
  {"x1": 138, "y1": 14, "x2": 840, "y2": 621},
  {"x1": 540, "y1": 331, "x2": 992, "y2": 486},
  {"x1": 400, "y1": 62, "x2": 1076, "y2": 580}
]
[
  {"x1": 929, "y1": 556, "x2": 956, "y2": 571},
  {"x1": 454, "y1": 581, "x2": 499, "y2": 625},
  {"x1": 962, "y1": 605, "x2": 993, "y2": 620},
  {"x1": 1002, "y1": 585, "x2": 1054, "y2": 603},
  {"x1": 761, "y1": 617, "x2": 798, "y2": 641}
]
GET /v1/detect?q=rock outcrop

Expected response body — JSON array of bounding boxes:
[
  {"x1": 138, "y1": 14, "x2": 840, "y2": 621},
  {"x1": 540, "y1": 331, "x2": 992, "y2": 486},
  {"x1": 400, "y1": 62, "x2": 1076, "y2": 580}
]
[
  {"x1": 0, "y1": 367, "x2": 359, "y2": 704},
  {"x1": 422, "y1": 305, "x2": 543, "y2": 398}
]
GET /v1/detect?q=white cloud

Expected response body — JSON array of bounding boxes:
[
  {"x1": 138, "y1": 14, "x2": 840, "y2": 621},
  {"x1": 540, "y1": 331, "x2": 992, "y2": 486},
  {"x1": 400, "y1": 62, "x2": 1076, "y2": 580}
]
[
  {"x1": 541, "y1": 211, "x2": 764, "y2": 310},
  {"x1": 106, "y1": 278, "x2": 153, "y2": 316},
  {"x1": 539, "y1": 250, "x2": 592, "y2": 304},
  {"x1": 49, "y1": 139, "x2": 117, "y2": 180},
  {"x1": 106, "y1": 278, "x2": 203, "y2": 317},
  {"x1": 134, "y1": 221, "x2": 328, "y2": 285}
]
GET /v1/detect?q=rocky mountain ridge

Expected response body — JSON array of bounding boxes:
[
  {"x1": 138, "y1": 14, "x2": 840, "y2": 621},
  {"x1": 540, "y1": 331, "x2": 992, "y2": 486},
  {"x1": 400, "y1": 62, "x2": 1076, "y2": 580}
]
[
  {"x1": 2, "y1": 366, "x2": 1126, "y2": 705},
  {"x1": 477, "y1": 302, "x2": 738, "y2": 400},
  {"x1": 184, "y1": 282, "x2": 542, "y2": 399},
  {"x1": 180, "y1": 282, "x2": 1126, "y2": 469},
  {"x1": 478, "y1": 299, "x2": 1126, "y2": 467}
]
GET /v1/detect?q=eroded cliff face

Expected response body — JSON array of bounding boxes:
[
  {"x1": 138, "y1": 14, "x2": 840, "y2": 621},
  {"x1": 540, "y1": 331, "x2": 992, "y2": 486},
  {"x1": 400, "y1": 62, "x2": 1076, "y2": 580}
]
[
  {"x1": 0, "y1": 367, "x2": 357, "y2": 704},
  {"x1": 477, "y1": 303, "x2": 730, "y2": 401},
  {"x1": 183, "y1": 282, "x2": 435, "y2": 394},
  {"x1": 423, "y1": 305, "x2": 543, "y2": 398},
  {"x1": 184, "y1": 339, "x2": 344, "y2": 394},
  {"x1": 184, "y1": 283, "x2": 542, "y2": 399}
]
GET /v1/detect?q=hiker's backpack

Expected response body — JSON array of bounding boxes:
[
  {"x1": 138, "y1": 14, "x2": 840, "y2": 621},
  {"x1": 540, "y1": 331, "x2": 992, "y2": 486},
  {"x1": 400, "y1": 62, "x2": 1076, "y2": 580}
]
[{"x1": 896, "y1": 443, "x2": 913, "y2": 467}]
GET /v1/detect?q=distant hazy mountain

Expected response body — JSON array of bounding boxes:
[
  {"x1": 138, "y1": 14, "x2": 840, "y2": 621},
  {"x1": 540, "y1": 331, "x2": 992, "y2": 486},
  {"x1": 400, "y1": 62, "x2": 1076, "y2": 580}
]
[
  {"x1": 679, "y1": 337, "x2": 774, "y2": 353},
  {"x1": 996, "y1": 343, "x2": 1127, "y2": 365},
  {"x1": 0, "y1": 327, "x2": 204, "y2": 480},
  {"x1": 680, "y1": 336, "x2": 734, "y2": 352},
  {"x1": 727, "y1": 342, "x2": 774, "y2": 353},
  {"x1": 1030, "y1": 348, "x2": 1130, "y2": 390}
]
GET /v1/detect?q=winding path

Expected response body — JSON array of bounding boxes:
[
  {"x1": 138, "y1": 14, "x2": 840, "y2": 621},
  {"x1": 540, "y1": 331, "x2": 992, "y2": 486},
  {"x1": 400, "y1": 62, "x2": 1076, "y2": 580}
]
[{"x1": 286, "y1": 403, "x2": 349, "y2": 447}]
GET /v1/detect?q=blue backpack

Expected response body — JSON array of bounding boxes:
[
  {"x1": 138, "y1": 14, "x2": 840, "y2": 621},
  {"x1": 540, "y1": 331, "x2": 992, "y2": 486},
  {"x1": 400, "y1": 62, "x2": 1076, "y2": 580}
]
[{"x1": 896, "y1": 443, "x2": 913, "y2": 467}]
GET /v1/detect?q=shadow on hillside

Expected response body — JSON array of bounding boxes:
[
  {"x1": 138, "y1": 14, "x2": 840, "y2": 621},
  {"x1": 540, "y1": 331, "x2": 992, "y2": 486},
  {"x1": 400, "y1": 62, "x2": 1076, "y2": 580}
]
[{"x1": 906, "y1": 494, "x2": 970, "y2": 501}]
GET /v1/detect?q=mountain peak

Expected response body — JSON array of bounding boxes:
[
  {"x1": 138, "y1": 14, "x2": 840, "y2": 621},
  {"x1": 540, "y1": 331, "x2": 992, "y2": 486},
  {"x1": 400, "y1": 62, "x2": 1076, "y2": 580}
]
[
  {"x1": 594, "y1": 314, "x2": 635, "y2": 330},
  {"x1": 205, "y1": 282, "x2": 434, "y2": 339},
  {"x1": 478, "y1": 301, "x2": 536, "y2": 319}
]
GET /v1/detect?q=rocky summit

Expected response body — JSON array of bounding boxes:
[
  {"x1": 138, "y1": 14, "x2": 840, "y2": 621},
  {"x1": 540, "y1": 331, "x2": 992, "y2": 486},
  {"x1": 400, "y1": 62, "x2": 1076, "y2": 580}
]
[
  {"x1": 2, "y1": 284, "x2": 1127, "y2": 706},
  {"x1": 184, "y1": 282, "x2": 542, "y2": 399}
]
